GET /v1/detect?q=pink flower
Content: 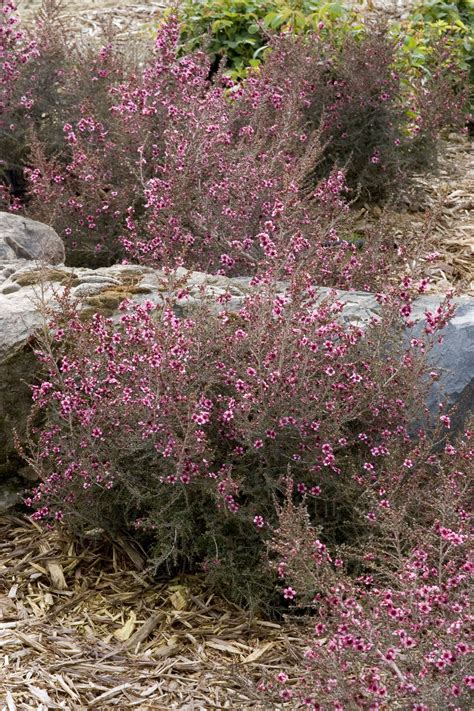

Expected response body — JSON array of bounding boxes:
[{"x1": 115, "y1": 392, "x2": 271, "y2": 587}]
[{"x1": 283, "y1": 587, "x2": 296, "y2": 600}]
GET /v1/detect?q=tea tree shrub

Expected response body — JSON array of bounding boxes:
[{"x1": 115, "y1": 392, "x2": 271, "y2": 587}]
[
  {"x1": 23, "y1": 278, "x2": 455, "y2": 610},
  {"x1": 1, "y1": 2, "x2": 467, "y2": 270}
]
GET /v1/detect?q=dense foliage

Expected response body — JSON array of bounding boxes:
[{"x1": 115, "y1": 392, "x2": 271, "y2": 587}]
[
  {"x1": 174, "y1": 0, "x2": 359, "y2": 78},
  {"x1": 174, "y1": 0, "x2": 473, "y2": 89}
]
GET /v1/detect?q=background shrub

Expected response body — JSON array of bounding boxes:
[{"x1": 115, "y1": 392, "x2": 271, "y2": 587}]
[
  {"x1": 397, "y1": 0, "x2": 473, "y2": 84},
  {"x1": 2, "y1": 11, "x2": 463, "y2": 271},
  {"x1": 1, "y1": 3, "x2": 467, "y2": 271},
  {"x1": 173, "y1": 0, "x2": 469, "y2": 198},
  {"x1": 173, "y1": 0, "x2": 359, "y2": 79},
  {"x1": 2, "y1": 14, "x2": 397, "y2": 274},
  {"x1": 173, "y1": 0, "x2": 275, "y2": 78}
]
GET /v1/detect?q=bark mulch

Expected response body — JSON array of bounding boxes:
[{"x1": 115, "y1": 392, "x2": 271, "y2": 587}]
[
  {"x1": 410, "y1": 134, "x2": 473, "y2": 294},
  {"x1": 0, "y1": 515, "x2": 305, "y2": 709}
]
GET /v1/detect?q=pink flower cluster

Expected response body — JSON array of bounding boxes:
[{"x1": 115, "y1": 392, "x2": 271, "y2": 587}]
[{"x1": 266, "y1": 431, "x2": 473, "y2": 709}]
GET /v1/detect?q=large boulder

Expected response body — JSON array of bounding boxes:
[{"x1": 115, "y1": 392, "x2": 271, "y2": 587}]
[
  {"x1": 0, "y1": 261, "x2": 472, "y2": 511},
  {"x1": 0, "y1": 212, "x2": 65, "y2": 268}
]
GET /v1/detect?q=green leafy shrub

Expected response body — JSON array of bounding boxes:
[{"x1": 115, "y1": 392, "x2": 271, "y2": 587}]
[
  {"x1": 172, "y1": 0, "x2": 360, "y2": 78},
  {"x1": 391, "y1": 0, "x2": 473, "y2": 103},
  {"x1": 172, "y1": 0, "x2": 274, "y2": 78}
]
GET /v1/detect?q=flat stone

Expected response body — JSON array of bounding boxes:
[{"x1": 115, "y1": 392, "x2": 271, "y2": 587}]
[{"x1": 72, "y1": 282, "x2": 113, "y2": 298}]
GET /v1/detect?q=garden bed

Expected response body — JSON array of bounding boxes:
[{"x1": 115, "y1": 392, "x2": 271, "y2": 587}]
[{"x1": 1, "y1": 1, "x2": 472, "y2": 708}]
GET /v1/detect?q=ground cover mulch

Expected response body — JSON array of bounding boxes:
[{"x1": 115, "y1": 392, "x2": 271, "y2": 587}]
[
  {"x1": 404, "y1": 133, "x2": 473, "y2": 294},
  {"x1": 17, "y1": 0, "x2": 170, "y2": 41},
  {"x1": 0, "y1": 515, "x2": 305, "y2": 709},
  {"x1": 350, "y1": 133, "x2": 474, "y2": 295}
]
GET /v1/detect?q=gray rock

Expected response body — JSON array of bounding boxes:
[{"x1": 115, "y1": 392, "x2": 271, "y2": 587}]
[
  {"x1": 0, "y1": 212, "x2": 65, "y2": 264},
  {"x1": 411, "y1": 297, "x2": 474, "y2": 425},
  {"x1": 72, "y1": 282, "x2": 114, "y2": 298},
  {"x1": 0, "y1": 480, "x2": 21, "y2": 513}
]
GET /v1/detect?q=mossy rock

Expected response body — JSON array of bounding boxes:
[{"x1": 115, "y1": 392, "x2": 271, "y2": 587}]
[
  {"x1": 13, "y1": 269, "x2": 80, "y2": 288},
  {"x1": 81, "y1": 285, "x2": 154, "y2": 318}
]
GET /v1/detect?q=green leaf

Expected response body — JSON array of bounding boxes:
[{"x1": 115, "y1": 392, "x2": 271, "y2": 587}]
[
  {"x1": 248, "y1": 23, "x2": 260, "y2": 34},
  {"x1": 263, "y1": 11, "x2": 277, "y2": 25},
  {"x1": 211, "y1": 19, "x2": 233, "y2": 32}
]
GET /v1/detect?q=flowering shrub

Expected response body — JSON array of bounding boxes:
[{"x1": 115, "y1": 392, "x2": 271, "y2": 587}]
[
  {"x1": 21, "y1": 272, "x2": 457, "y2": 609},
  {"x1": 175, "y1": 1, "x2": 468, "y2": 195},
  {"x1": 4, "y1": 13, "x2": 394, "y2": 276},
  {"x1": 265, "y1": 425, "x2": 473, "y2": 708},
  {"x1": 0, "y1": 0, "x2": 132, "y2": 263},
  {"x1": 1, "y1": 3, "x2": 467, "y2": 271},
  {"x1": 252, "y1": 29, "x2": 466, "y2": 201},
  {"x1": 0, "y1": 0, "x2": 40, "y2": 203}
]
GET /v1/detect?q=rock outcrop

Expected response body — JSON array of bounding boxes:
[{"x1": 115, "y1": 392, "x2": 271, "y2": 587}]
[{"x1": 0, "y1": 213, "x2": 65, "y2": 509}]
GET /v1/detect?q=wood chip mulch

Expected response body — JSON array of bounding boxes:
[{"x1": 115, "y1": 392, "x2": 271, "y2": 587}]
[
  {"x1": 0, "y1": 515, "x2": 304, "y2": 710},
  {"x1": 17, "y1": 0, "x2": 170, "y2": 41},
  {"x1": 407, "y1": 134, "x2": 474, "y2": 294}
]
